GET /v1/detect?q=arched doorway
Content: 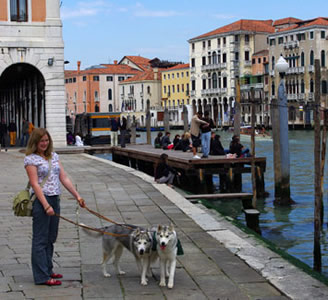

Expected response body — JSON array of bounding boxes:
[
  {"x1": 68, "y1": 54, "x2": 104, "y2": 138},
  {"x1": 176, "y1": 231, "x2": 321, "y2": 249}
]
[{"x1": 0, "y1": 63, "x2": 45, "y2": 139}]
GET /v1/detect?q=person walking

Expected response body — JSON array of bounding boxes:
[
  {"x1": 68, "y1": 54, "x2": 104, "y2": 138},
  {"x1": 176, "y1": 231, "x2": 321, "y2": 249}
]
[
  {"x1": 24, "y1": 128, "x2": 85, "y2": 286},
  {"x1": 200, "y1": 111, "x2": 214, "y2": 158},
  {"x1": 190, "y1": 111, "x2": 208, "y2": 159},
  {"x1": 110, "y1": 117, "x2": 119, "y2": 146},
  {"x1": 0, "y1": 118, "x2": 8, "y2": 151},
  {"x1": 8, "y1": 120, "x2": 17, "y2": 146},
  {"x1": 21, "y1": 118, "x2": 30, "y2": 147},
  {"x1": 119, "y1": 116, "x2": 127, "y2": 148}
]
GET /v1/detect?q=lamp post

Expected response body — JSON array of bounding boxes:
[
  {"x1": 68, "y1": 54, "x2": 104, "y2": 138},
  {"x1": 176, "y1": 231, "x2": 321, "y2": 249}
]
[{"x1": 274, "y1": 56, "x2": 293, "y2": 204}]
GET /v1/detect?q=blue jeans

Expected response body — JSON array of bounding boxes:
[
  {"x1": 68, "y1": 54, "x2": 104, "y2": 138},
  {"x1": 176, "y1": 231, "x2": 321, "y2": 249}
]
[
  {"x1": 201, "y1": 131, "x2": 211, "y2": 157},
  {"x1": 32, "y1": 195, "x2": 60, "y2": 284},
  {"x1": 20, "y1": 133, "x2": 29, "y2": 147}
]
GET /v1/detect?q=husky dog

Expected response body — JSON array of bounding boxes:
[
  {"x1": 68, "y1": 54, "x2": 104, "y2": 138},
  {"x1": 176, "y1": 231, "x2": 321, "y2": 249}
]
[
  {"x1": 156, "y1": 224, "x2": 178, "y2": 289},
  {"x1": 81, "y1": 224, "x2": 156, "y2": 285}
]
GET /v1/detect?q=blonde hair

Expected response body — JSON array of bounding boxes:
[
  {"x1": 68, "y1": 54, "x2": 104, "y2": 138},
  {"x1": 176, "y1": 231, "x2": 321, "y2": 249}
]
[
  {"x1": 184, "y1": 132, "x2": 191, "y2": 139},
  {"x1": 26, "y1": 128, "x2": 53, "y2": 158}
]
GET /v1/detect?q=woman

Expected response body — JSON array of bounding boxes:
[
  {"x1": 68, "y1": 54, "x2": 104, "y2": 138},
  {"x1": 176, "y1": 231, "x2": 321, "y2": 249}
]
[
  {"x1": 154, "y1": 153, "x2": 181, "y2": 188},
  {"x1": 154, "y1": 132, "x2": 163, "y2": 148},
  {"x1": 229, "y1": 135, "x2": 249, "y2": 157},
  {"x1": 24, "y1": 128, "x2": 85, "y2": 286}
]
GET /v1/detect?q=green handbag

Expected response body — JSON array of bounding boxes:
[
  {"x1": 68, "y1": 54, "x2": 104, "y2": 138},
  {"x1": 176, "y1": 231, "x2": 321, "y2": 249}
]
[{"x1": 13, "y1": 159, "x2": 52, "y2": 217}]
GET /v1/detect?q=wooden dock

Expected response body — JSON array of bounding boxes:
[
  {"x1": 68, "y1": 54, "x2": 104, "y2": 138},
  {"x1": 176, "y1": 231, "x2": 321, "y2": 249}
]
[{"x1": 102, "y1": 144, "x2": 266, "y2": 196}]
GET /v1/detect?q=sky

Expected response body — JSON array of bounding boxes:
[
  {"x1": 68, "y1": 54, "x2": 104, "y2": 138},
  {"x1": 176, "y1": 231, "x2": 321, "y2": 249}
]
[{"x1": 61, "y1": 0, "x2": 328, "y2": 70}]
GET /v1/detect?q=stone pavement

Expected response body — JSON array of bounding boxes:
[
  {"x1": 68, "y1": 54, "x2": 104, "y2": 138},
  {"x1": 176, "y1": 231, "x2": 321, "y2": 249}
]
[{"x1": 1, "y1": 149, "x2": 328, "y2": 299}]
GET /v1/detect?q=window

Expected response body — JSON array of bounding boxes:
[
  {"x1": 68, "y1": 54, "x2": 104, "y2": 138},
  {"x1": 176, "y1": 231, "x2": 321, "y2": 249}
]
[
  {"x1": 93, "y1": 76, "x2": 99, "y2": 81},
  {"x1": 202, "y1": 79, "x2": 206, "y2": 90},
  {"x1": 235, "y1": 35, "x2": 239, "y2": 42},
  {"x1": 10, "y1": 0, "x2": 28, "y2": 21},
  {"x1": 172, "y1": 85, "x2": 175, "y2": 93},
  {"x1": 208, "y1": 40, "x2": 211, "y2": 47},
  {"x1": 301, "y1": 52, "x2": 305, "y2": 66},
  {"x1": 223, "y1": 77, "x2": 227, "y2": 88},
  {"x1": 203, "y1": 41, "x2": 206, "y2": 49},
  {"x1": 202, "y1": 57, "x2": 206, "y2": 65},
  {"x1": 212, "y1": 73, "x2": 218, "y2": 89},
  {"x1": 272, "y1": 56, "x2": 275, "y2": 70},
  {"x1": 263, "y1": 57, "x2": 267, "y2": 63},
  {"x1": 109, "y1": 104, "x2": 113, "y2": 112},
  {"x1": 73, "y1": 77, "x2": 76, "y2": 83},
  {"x1": 258, "y1": 58, "x2": 261, "y2": 64},
  {"x1": 301, "y1": 80, "x2": 305, "y2": 93},
  {"x1": 192, "y1": 43, "x2": 195, "y2": 51},
  {"x1": 245, "y1": 51, "x2": 250, "y2": 61},
  {"x1": 65, "y1": 79, "x2": 68, "y2": 84},
  {"x1": 245, "y1": 34, "x2": 249, "y2": 43},
  {"x1": 95, "y1": 91, "x2": 99, "y2": 102},
  {"x1": 310, "y1": 50, "x2": 314, "y2": 65},
  {"x1": 147, "y1": 86, "x2": 151, "y2": 94},
  {"x1": 270, "y1": 38, "x2": 276, "y2": 46},
  {"x1": 223, "y1": 53, "x2": 227, "y2": 63},
  {"x1": 108, "y1": 89, "x2": 112, "y2": 100},
  {"x1": 322, "y1": 81, "x2": 327, "y2": 94},
  {"x1": 164, "y1": 86, "x2": 166, "y2": 94},
  {"x1": 321, "y1": 50, "x2": 326, "y2": 67},
  {"x1": 181, "y1": 72, "x2": 184, "y2": 78},
  {"x1": 252, "y1": 58, "x2": 256, "y2": 64},
  {"x1": 168, "y1": 74, "x2": 170, "y2": 79},
  {"x1": 278, "y1": 37, "x2": 284, "y2": 44},
  {"x1": 191, "y1": 58, "x2": 195, "y2": 67},
  {"x1": 310, "y1": 31, "x2": 314, "y2": 39},
  {"x1": 271, "y1": 82, "x2": 275, "y2": 96},
  {"x1": 186, "y1": 71, "x2": 189, "y2": 77},
  {"x1": 118, "y1": 76, "x2": 125, "y2": 81},
  {"x1": 106, "y1": 76, "x2": 113, "y2": 81},
  {"x1": 177, "y1": 73, "x2": 179, "y2": 78},
  {"x1": 172, "y1": 73, "x2": 174, "y2": 79},
  {"x1": 191, "y1": 80, "x2": 196, "y2": 91},
  {"x1": 235, "y1": 52, "x2": 239, "y2": 61},
  {"x1": 177, "y1": 84, "x2": 180, "y2": 92},
  {"x1": 83, "y1": 76, "x2": 87, "y2": 81},
  {"x1": 164, "y1": 74, "x2": 166, "y2": 80},
  {"x1": 310, "y1": 79, "x2": 314, "y2": 93},
  {"x1": 217, "y1": 38, "x2": 221, "y2": 47},
  {"x1": 223, "y1": 37, "x2": 226, "y2": 45},
  {"x1": 182, "y1": 84, "x2": 184, "y2": 92},
  {"x1": 321, "y1": 31, "x2": 326, "y2": 39}
]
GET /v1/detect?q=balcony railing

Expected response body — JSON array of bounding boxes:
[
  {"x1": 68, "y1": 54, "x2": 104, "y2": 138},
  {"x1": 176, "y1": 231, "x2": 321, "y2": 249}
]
[
  {"x1": 287, "y1": 67, "x2": 298, "y2": 74},
  {"x1": 308, "y1": 92, "x2": 314, "y2": 100},
  {"x1": 240, "y1": 83, "x2": 264, "y2": 91},
  {"x1": 298, "y1": 93, "x2": 305, "y2": 100},
  {"x1": 244, "y1": 61, "x2": 252, "y2": 67},
  {"x1": 190, "y1": 90, "x2": 196, "y2": 97},
  {"x1": 190, "y1": 67, "x2": 196, "y2": 73},
  {"x1": 201, "y1": 88, "x2": 222, "y2": 96},
  {"x1": 298, "y1": 66, "x2": 305, "y2": 74},
  {"x1": 287, "y1": 94, "x2": 297, "y2": 100},
  {"x1": 269, "y1": 70, "x2": 275, "y2": 77},
  {"x1": 308, "y1": 65, "x2": 314, "y2": 72},
  {"x1": 283, "y1": 40, "x2": 299, "y2": 49},
  {"x1": 201, "y1": 63, "x2": 227, "y2": 72}
]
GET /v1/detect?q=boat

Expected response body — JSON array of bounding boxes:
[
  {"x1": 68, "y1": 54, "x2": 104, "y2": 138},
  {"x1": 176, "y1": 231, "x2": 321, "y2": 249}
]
[{"x1": 239, "y1": 126, "x2": 272, "y2": 141}]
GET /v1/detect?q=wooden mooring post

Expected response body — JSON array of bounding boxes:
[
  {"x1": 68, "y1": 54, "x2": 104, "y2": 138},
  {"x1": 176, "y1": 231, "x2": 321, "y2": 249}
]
[{"x1": 146, "y1": 100, "x2": 151, "y2": 144}]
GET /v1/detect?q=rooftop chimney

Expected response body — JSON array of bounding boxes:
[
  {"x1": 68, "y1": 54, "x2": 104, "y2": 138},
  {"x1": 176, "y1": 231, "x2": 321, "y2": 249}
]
[
  {"x1": 114, "y1": 60, "x2": 118, "y2": 65},
  {"x1": 153, "y1": 67, "x2": 158, "y2": 80},
  {"x1": 77, "y1": 61, "x2": 81, "y2": 72}
]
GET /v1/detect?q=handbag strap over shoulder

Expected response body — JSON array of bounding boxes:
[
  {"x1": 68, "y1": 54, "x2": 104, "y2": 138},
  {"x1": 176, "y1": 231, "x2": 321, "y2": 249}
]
[{"x1": 27, "y1": 158, "x2": 52, "y2": 201}]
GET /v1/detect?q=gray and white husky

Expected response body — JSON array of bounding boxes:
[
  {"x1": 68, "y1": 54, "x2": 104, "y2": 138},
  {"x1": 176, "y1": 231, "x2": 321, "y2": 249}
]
[
  {"x1": 81, "y1": 224, "x2": 157, "y2": 285},
  {"x1": 156, "y1": 224, "x2": 178, "y2": 289}
]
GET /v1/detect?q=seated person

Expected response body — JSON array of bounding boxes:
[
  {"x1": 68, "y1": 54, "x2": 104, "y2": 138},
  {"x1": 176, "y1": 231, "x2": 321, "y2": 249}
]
[
  {"x1": 180, "y1": 132, "x2": 192, "y2": 152},
  {"x1": 67, "y1": 131, "x2": 75, "y2": 145},
  {"x1": 229, "y1": 135, "x2": 249, "y2": 157},
  {"x1": 154, "y1": 132, "x2": 163, "y2": 148},
  {"x1": 210, "y1": 132, "x2": 226, "y2": 155},
  {"x1": 154, "y1": 153, "x2": 181, "y2": 188},
  {"x1": 75, "y1": 134, "x2": 84, "y2": 147},
  {"x1": 162, "y1": 132, "x2": 173, "y2": 150},
  {"x1": 172, "y1": 134, "x2": 181, "y2": 149}
]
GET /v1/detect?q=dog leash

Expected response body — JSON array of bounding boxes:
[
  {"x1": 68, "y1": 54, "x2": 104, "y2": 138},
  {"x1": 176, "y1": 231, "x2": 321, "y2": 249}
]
[
  {"x1": 83, "y1": 205, "x2": 134, "y2": 230},
  {"x1": 55, "y1": 213, "x2": 129, "y2": 237}
]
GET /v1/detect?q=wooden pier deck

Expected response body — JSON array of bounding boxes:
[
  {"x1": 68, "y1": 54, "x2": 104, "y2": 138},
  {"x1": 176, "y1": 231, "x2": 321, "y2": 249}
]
[{"x1": 104, "y1": 144, "x2": 266, "y2": 196}]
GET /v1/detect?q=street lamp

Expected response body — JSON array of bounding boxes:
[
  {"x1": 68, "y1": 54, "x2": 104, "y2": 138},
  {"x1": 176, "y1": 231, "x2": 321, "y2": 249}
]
[{"x1": 273, "y1": 55, "x2": 292, "y2": 204}]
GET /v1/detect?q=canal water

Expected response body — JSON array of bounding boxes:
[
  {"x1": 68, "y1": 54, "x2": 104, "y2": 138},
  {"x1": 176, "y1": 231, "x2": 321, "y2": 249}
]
[{"x1": 97, "y1": 129, "x2": 328, "y2": 278}]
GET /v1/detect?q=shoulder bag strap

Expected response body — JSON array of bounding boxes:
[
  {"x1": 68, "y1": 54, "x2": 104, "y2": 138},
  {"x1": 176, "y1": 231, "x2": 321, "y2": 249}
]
[{"x1": 29, "y1": 158, "x2": 52, "y2": 202}]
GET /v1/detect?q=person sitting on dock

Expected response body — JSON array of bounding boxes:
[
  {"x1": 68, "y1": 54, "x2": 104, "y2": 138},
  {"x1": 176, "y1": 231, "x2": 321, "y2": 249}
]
[
  {"x1": 210, "y1": 132, "x2": 226, "y2": 156},
  {"x1": 172, "y1": 134, "x2": 181, "y2": 149},
  {"x1": 162, "y1": 132, "x2": 173, "y2": 150},
  {"x1": 229, "y1": 135, "x2": 249, "y2": 158},
  {"x1": 154, "y1": 132, "x2": 163, "y2": 148},
  {"x1": 190, "y1": 112, "x2": 209, "y2": 159},
  {"x1": 179, "y1": 132, "x2": 192, "y2": 152},
  {"x1": 155, "y1": 153, "x2": 181, "y2": 188}
]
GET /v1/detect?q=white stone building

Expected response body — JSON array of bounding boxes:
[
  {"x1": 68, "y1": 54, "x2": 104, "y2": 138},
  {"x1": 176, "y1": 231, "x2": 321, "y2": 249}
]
[{"x1": 0, "y1": 0, "x2": 66, "y2": 146}]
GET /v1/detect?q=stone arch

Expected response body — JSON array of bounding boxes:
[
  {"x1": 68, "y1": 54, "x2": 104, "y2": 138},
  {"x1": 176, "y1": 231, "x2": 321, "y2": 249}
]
[{"x1": 0, "y1": 63, "x2": 46, "y2": 140}]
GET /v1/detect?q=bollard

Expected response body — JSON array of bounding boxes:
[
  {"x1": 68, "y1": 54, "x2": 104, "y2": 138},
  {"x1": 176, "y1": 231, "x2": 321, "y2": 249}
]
[{"x1": 243, "y1": 209, "x2": 261, "y2": 235}]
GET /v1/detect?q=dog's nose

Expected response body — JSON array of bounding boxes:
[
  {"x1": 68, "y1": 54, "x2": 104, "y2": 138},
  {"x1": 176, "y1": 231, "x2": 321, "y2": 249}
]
[
  {"x1": 139, "y1": 249, "x2": 144, "y2": 255},
  {"x1": 161, "y1": 242, "x2": 165, "y2": 246}
]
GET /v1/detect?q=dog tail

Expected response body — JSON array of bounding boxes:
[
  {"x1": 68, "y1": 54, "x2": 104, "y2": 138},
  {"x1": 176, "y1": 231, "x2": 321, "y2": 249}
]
[{"x1": 79, "y1": 223, "x2": 103, "y2": 238}]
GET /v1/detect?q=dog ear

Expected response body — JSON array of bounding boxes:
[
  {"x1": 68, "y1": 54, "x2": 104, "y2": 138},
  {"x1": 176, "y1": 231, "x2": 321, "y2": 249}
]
[
  {"x1": 135, "y1": 228, "x2": 140, "y2": 235},
  {"x1": 157, "y1": 224, "x2": 162, "y2": 231},
  {"x1": 169, "y1": 223, "x2": 175, "y2": 231}
]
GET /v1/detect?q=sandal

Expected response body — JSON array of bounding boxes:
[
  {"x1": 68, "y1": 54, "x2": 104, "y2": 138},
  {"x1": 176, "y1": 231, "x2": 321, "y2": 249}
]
[
  {"x1": 51, "y1": 273, "x2": 63, "y2": 279},
  {"x1": 43, "y1": 278, "x2": 62, "y2": 286}
]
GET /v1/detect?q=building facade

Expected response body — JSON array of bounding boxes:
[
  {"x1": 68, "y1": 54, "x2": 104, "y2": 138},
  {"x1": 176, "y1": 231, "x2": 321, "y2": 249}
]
[
  {"x1": 268, "y1": 17, "x2": 328, "y2": 127},
  {"x1": 188, "y1": 19, "x2": 274, "y2": 126},
  {"x1": 161, "y1": 63, "x2": 191, "y2": 126},
  {"x1": 0, "y1": 0, "x2": 66, "y2": 146},
  {"x1": 65, "y1": 61, "x2": 140, "y2": 119}
]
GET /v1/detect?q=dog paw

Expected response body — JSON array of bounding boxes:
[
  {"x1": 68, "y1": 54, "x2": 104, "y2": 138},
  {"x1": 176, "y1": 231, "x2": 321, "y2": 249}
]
[
  {"x1": 168, "y1": 282, "x2": 174, "y2": 289},
  {"x1": 159, "y1": 281, "x2": 166, "y2": 287},
  {"x1": 103, "y1": 273, "x2": 111, "y2": 278},
  {"x1": 119, "y1": 271, "x2": 126, "y2": 275},
  {"x1": 141, "y1": 280, "x2": 148, "y2": 286}
]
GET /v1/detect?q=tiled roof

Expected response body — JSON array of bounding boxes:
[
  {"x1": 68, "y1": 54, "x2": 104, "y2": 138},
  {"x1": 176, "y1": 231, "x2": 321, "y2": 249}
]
[
  {"x1": 190, "y1": 19, "x2": 275, "y2": 40},
  {"x1": 253, "y1": 49, "x2": 269, "y2": 56},
  {"x1": 273, "y1": 17, "x2": 302, "y2": 26},
  {"x1": 164, "y1": 63, "x2": 190, "y2": 71},
  {"x1": 65, "y1": 64, "x2": 141, "y2": 76},
  {"x1": 120, "y1": 69, "x2": 164, "y2": 83},
  {"x1": 119, "y1": 55, "x2": 152, "y2": 71},
  {"x1": 275, "y1": 17, "x2": 328, "y2": 33}
]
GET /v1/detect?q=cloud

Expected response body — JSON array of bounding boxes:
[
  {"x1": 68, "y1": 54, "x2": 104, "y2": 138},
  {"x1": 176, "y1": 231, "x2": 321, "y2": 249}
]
[
  {"x1": 61, "y1": 1, "x2": 112, "y2": 20},
  {"x1": 212, "y1": 13, "x2": 237, "y2": 20},
  {"x1": 132, "y1": 2, "x2": 183, "y2": 18}
]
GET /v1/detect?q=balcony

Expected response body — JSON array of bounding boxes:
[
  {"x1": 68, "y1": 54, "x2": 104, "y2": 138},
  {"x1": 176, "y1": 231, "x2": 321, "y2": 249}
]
[
  {"x1": 201, "y1": 88, "x2": 221, "y2": 96},
  {"x1": 287, "y1": 67, "x2": 298, "y2": 75},
  {"x1": 190, "y1": 90, "x2": 196, "y2": 97},
  {"x1": 298, "y1": 93, "x2": 305, "y2": 100},
  {"x1": 287, "y1": 94, "x2": 297, "y2": 100},
  {"x1": 244, "y1": 61, "x2": 252, "y2": 67},
  {"x1": 240, "y1": 83, "x2": 264, "y2": 91},
  {"x1": 298, "y1": 66, "x2": 305, "y2": 74},
  {"x1": 283, "y1": 40, "x2": 299, "y2": 49},
  {"x1": 231, "y1": 61, "x2": 239, "y2": 69},
  {"x1": 308, "y1": 65, "x2": 314, "y2": 73},
  {"x1": 308, "y1": 92, "x2": 314, "y2": 100},
  {"x1": 128, "y1": 93, "x2": 134, "y2": 98},
  {"x1": 190, "y1": 67, "x2": 196, "y2": 73},
  {"x1": 269, "y1": 70, "x2": 275, "y2": 77},
  {"x1": 201, "y1": 63, "x2": 227, "y2": 72},
  {"x1": 221, "y1": 88, "x2": 227, "y2": 94}
]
